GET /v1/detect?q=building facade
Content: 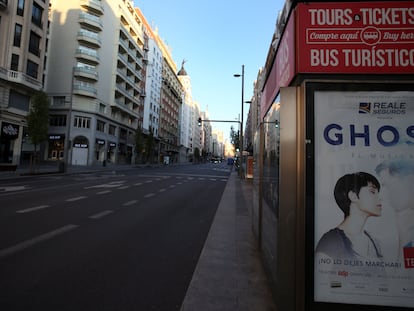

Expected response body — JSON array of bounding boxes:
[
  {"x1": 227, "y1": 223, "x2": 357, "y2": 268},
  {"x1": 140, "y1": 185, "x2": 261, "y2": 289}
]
[
  {"x1": 0, "y1": 0, "x2": 50, "y2": 165},
  {"x1": 135, "y1": 8, "x2": 161, "y2": 139},
  {"x1": 46, "y1": 0, "x2": 145, "y2": 166}
]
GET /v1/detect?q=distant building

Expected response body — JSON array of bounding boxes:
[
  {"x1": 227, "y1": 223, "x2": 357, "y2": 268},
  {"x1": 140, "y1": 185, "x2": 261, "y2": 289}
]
[
  {"x1": 46, "y1": 0, "x2": 146, "y2": 166},
  {"x1": 177, "y1": 60, "x2": 193, "y2": 162},
  {"x1": 151, "y1": 27, "x2": 183, "y2": 164},
  {"x1": 135, "y1": 8, "x2": 162, "y2": 139},
  {"x1": 0, "y1": 0, "x2": 50, "y2": 164}
]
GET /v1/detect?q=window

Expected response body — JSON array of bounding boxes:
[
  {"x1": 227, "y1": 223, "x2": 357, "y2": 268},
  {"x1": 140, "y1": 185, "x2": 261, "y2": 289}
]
[
  {"x1": 74, "y1": 116, "x2": 91, "y2": 129},
  {"x1": 17, "y1": 0, "x2": 24, "y2": 16},
  {"x1": 99, "y1": 103, "x2": 106, "y2": 114},
  {"x1": 109, "y1": 125, "x2": 116, "y2": 135},
  {"x1": 120, "y1": 128, "x2": 127, "y2": 140},
  {"x1": 10, "y1": 54, "x2": 19, "y2": 71},
  {"x1": 14, "y1": 24, "x2": 22, "y2": 47},
  {"x1": 26, "y1": 60, "x2": 38, "y2": 78},
  {"x1": 52, "y1": 96, "x2": 65, "y2": 106},
  {"x1": 29, "y1": 31, "x2": 41, "y2": 56},
  {"x1": 32, "y1": 2, "x2": 43, "y2": 28},
  {"x1": 49, "y1": 115, "x2": 66, "y2": 127},
  {"x1": 9, "y1": 90, "x2": 30, "y2": 111},
  {"x1": 96, "y1": 120, "x2": 105, "y2": 132}
]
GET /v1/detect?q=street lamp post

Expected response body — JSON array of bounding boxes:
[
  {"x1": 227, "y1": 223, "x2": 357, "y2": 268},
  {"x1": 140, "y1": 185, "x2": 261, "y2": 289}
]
[
  {"x1": 63, "y1": 67, "x2": 75, "y2": 172},
  {"x1": 234, "y1": 65, "x2": 244, "y2": 178}
]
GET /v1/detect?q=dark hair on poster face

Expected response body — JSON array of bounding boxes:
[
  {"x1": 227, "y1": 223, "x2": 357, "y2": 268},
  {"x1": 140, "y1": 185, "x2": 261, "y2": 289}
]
[{"x1": 334, "y1": 172, "x2": 381, "y2": 217}]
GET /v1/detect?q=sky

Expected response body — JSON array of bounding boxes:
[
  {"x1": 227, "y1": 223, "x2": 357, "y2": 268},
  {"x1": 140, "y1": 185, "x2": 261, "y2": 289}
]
[{"x1": 134, "y1": 0, "x2": 286, "y2": 138}]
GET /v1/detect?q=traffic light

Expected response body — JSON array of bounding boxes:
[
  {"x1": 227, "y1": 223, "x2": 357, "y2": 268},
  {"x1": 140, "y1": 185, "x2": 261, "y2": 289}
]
[{"x1": 198, "y1": 117, "x2": 202, "y2": 126}]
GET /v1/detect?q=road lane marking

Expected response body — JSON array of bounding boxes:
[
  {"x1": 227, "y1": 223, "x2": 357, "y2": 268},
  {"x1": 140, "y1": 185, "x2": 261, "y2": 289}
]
[
  {"x1": 0, "y1": 185, "x2": 30, "y2": 192},
  {"x1": 66, "y1": 196, "x2": 87, "y2": 202},
  {"x1": 159, "y1": 189, "x2": 166, "y2": 192},
  {"x1": 145, "y1": 180, "x2": 153, "y2": 183},
  {"x1": 0, "y1": 224, "x2": 78, "y2": 259},
  {"x1": 123, "y1": 200, "x2": 137, "y2": 206},
  {"x1": 16, "y1": 205, "x2": 49, "y2": 214},
  {"x1": 89, "y1": 210, "x2": 113, "y2": 219},
  {"x1": 144, "y1": 193, "x2": 155, "y2": 198},
  {"x1": 134, "y1": 182, "x2": 143, "y2": 186},
  {"x1": 118, "y1": 186, "x2": 129, "y2": 190},
  {"x1": 84, "y1": 181, "x2": 126, "y2": 189},
  {"x1": 96, "y1": 190, "x2": 111, "y2": 195}
]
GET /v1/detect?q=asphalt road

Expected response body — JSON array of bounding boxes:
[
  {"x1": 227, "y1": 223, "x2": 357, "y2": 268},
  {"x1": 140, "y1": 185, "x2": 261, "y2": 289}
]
[{"x1": 0, "y1": 163, "x2": 232, "y2": 311}]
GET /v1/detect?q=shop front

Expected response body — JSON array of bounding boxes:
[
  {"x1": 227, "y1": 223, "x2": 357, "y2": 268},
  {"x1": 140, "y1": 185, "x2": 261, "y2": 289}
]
[
  {"x1": 0, "y1": 121, "x2": 19, "y2": 164},
  {"x1": 48, "y1": 134, "x2": 65, "y2": 160}
]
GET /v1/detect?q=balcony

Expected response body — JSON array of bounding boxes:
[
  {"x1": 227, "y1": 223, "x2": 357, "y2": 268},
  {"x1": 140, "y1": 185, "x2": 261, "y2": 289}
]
[
  {"x1": 73, "y1": 82, "x2": 97, "y2": 98},
  {"x1": 77, "y1": 30, "x2": 101, "y2": 48},
  {"x1": 74, "y1": 66, "x2": 98, "y2": 81},
  {"x1": 0, "y1": 67, "x2": 42, "y2": 90},
  {"x1": 75, "y1": 48, "x2": 100, "y2": 64},
  {"x1": 80, "y1": 0, "x2": 104, "y2": 15},
  {"x1": 0, "y1": 0, "x2": 7, "y2": 10},
  {"x1": 78, "y1": 12, "x2": 103, "y2": 31}
]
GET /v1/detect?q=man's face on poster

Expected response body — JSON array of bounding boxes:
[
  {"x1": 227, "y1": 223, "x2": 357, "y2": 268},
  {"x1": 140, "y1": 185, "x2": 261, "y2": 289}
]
[{"x1": 378, "y1": 169, "x2": 413, "y2": 212}]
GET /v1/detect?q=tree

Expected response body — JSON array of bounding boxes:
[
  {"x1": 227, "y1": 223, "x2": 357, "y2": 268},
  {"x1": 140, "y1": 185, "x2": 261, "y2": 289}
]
[
  {"x1": 134, "y1": 127, "x2": 144, "y2": 163},
  {"x1": 230, "y1": 126, "x2": 240, "y2": 153},
  {"x1": 144, "y1": 128, "x2": 154, "y2": 163},
  {"x1": 27, "y1": 91, "x2": 50, "y2": 169},
  {"x1": 194, "y1": 147, "x2": 200, "y2": 162}
]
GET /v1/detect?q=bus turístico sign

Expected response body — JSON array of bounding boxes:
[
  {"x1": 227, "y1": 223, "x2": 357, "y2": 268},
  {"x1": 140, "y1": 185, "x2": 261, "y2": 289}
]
[{"x1": 296, "y1": 1, "x2": 414, "y2": 74}]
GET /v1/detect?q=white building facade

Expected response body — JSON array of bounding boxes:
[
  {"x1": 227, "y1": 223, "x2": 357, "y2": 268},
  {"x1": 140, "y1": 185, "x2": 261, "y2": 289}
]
[{"x1": 46, "y1": 0, "x2": 145, "y2": 166}]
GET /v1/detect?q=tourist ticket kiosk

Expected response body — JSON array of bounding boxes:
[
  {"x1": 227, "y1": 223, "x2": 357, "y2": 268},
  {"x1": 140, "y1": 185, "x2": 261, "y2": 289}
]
[{"x1": 254, "y1": 1, "x2": 414, "y2": 310}]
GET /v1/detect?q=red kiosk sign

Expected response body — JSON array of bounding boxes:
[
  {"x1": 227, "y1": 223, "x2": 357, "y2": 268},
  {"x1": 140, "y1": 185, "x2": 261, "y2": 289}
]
[{"x1": 296, "y1": 1, "x2": 414, "y2": 74}]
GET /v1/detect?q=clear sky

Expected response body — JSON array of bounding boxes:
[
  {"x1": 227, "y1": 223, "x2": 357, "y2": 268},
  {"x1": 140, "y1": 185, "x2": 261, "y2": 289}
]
[{"x1": 134, "y1": 0, "x2": 286, "y2": 138}]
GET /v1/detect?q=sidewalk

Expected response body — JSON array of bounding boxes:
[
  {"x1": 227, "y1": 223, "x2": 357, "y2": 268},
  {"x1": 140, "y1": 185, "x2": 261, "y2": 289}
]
[
  {"x1": 180, "y1": 171, "x2": 276, "y2": 311},
  {"x1": 0, "y1": 161, "x2": 140, "y2": 179}
]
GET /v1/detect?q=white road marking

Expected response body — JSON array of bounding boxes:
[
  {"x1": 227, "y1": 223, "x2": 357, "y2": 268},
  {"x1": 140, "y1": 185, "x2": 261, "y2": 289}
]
[
  {"x1": 0, "y1": 224, "x2": 78, "y2": 258},
  {"x1": 66, "y1": 196, "x2": 87, "y2": 202},
  {"x1": 169, "y1": 185, "x2": 176, "y2": 188},
  {"x1": 96, "y1": 190, "x2": 111, "y2": 195},
  {"x1": 84, "y1": 181, "x2": 126, "y2": 189},
  {"x1": 123, "y1": 200, "x2": 137, "y2": 206},
  {"x1": 159, "y1": 189, "x2": 166, "y2": 192},
  {"x1": 0, "y1": 185, "x2": 29, "y2": 192},
  {"x1": 89, "y1": 210, "x2": 113, "y2": 219},
  {"x1": 118, "y1": 186, "x2": 129, "y2": 190},
  {"x1": 134, "y1": 182, "x2": 143, "y2": 186},
  {"x1": 144, "y1": 193, "x2": 155, "y2": 198},
  {"x1": 16, "y1": 205, "x2": 49, "y2": 214}
]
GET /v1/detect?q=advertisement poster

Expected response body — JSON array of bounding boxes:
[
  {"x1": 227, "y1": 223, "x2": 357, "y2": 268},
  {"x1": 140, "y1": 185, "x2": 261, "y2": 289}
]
[
  {"x1": 296, "y1": 1, "x2": 414, "y2": 74},
  {"x1": 313, "y1": 91, "x2": 414, "y2": 308}
]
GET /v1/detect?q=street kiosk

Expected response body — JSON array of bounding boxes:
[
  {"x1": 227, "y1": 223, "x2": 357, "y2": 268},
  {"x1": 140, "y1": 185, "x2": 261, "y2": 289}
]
[{"x1": 253, "y1": 1, "x2": 414, "y2": 310}]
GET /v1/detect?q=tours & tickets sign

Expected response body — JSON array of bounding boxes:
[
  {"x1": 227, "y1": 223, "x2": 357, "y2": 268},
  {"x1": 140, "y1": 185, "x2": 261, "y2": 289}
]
[{"x1": 296, "y1": 1, "x2": 414, "y2": 73}]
